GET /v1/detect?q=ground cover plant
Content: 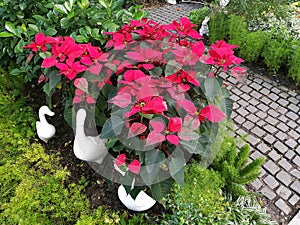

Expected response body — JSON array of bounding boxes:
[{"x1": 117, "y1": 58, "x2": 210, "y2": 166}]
[{"x1": 189, "y1": 0, "x2": 300, "y2": 84}]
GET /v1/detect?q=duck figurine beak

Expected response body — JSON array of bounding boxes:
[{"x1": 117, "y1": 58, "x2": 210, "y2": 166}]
[{"x1": 36, "y1": 105, "x2": 56, "y2": 143}]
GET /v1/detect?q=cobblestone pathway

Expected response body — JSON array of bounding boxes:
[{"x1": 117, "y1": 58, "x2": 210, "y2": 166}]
[{"x1": 149, "y1": 3, "x2": 300, "y2": 224}]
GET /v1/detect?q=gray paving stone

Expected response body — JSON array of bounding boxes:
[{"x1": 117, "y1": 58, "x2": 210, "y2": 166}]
[
  {"x1": 274, "y1": 141, "x2": 288, "y2": 154},
  {"x1": 277, "y1": 123, "x2": 289, "y2": 132},
  {"x1": 233, "y1": 102, "x2": 239, "y2": 110},
  {"x1": 261, "y1": 96, "x2": 272, "y2": 105},
  {"x1": 288, "y1": 96, "x2": 299, "y2": 105},
  {"x1": 263, "y1": 134, "x2": 276, "y2": 145},
  {"x1": 291, "y1": 181, "x2": 300, "y2": 195},
  {"x1": 275, "y1": 198, "x2": 291, "y2": 215},
  {"x1": 264, "y1": 175, "x2": 279, "y2": 189},
  {"x1": 253, "y1": 77, "x2": 264, "y2": 84},
  {"x1": 296, "y1": 146, "x2": 300, "y2": 155},
  {"x1": 261, "y1": 187, "x2": 277, "y2": 200},
  {"x1": 286, "y1": 139, "x2": 298, "y2": 149},
  {"x1": 242, "y1": 121, "x2": 255, "y2": 130},
  {"x1": 288, "y1": 130, "x2": 300, "y2": 140},
  {"x1": 240, "y1": 85, "x2": 252, "y2": 93},
  {"x1": 270, "y1": 102, "x2": 279, "y2": 109},
  {"x1": 263, "y1": 160, "x2": 280, "y2": 175},
  {"x1": 260, "y1": 88, "x2": 270, "y2": 95},
  {"x1": 276, "y1": 185, "x2": 292, "y2": 200},
  {"x1": 262, "y1": 82, "x2": 273, "y2": 90},
  {"x1": 277, "y1": 106, "x2": 288, "y2": 114},
  {"x1": 288, "y1": 90, "x2": 297, "y2": 97},
  {"x1": 289, "y1": 194, "x2": 300, "y2": 206},
  {"x1": 275, "y1": 131, "x2": 288, "y2": 141},
  {"x1": 231, "y1": 88, "x2": 242, "y2": 96},
  {"x1": 269, "y1": 93, "x2": 279, "y2": 101},
  {"x1": 238, "y1": 99, "x2": 248, "y2": 107},
  {"x1": 268, "y1": 150, "x2": 281, "y2": 161},
  {"x1": 297, "y1": 127, "x2": 300, "y2": 133},
  {"x1": 246, "y1": 105, "x2": 258, "y2": 113},
  {"x1": 286, "y1": 111, "x2": 299, "y2": 120},
  {"x1": 249, "y1": 98, "x2": 259, "y2": 106},
  {"x1": 278, "y1": 92, "x2": 289, "y2": 99},
  {"x1": 291, "y1": 169, "x2": 300, "y2": 179},
  {"x1": 257, "y1": 143, "x2": 271, "y2": 153},
  {"x1": 263, "y1": 124, "x2": 278, "y2": 134},
  {"x1": 257, "y1": 103, "x2": 269, "y2": 112},
  {"x1": 218, "y1": 72, "x2": 229, "y2": 79},
  {"x1": 231, "y1": 111, "x2": 237, "y2": 119},
  {"x1": 251, "y1": 151, "x2": 264, "y2": 160},
  {"x1": 250, "y1": 90, "x2": 262, "y2": 99},
  {"x1": 234, "y1": 115, "x2": 246, "y2": 125},
  {"x1": 288, "y1": 103, "x2": 299, "y2": 113},
  {"x1": 271, "y1": 87, "x2": 281, "y2": 94},
  {"x1": 278, "y1": 158, "x2": 293, "y2": 171},
  {"x1": 230, "y1": 94, "x2": 240, "y2": 102},
  {"x1": 237, "y1": 108, "x2": 249, "y2": 117},
  {"x1": 278, "y1": 115, "x2": 288, "y2": 123},
  {"x1": 287, "y1": 120, "x2": 297, "y2": 129},
  {"x1": 251, "y1": 127, "x2": 266, "y2": 137},
  {"x1": 267, "y1": 109, "x2": 280, "y2": 118},
  {"x1": 277, "y1": 98, "x2": 289, "y2": 107},
  {"x1": 293, "y1": 156, "x2": 300, "y2": 166},
  {"x1": 248, "y1": 134, "x2": 260, "y2": 146},
  {"x1": 257, "y1": 120, "x2": 266, "y2": 128},
  {"x1": 228, "y1": 77, "x2": 238, "y2": 85},
  {"x1": 257, "y1": 111, "x2": 268, "y2": 119},
  {"x1": 285, "y1": 150, "x2": 296, "y2": 160},
  {"x1": 276, "y1": 171, "x2": 292, "y2": 186},
  {"x1": 278, "y1": 85, "x2": 289, "y2": 92},
  {"x1": 266, "y1": 116, "x2": 278, "y2": 125},
  {"x1": 241, "y1": 93, "x2": 251, "y2": 101},
  {"x1": 251, "y1": 179, "x2": 263, "y2": 190},
  {"x1": 250, "y1": 82, "x2": 262, "y2": 91}
]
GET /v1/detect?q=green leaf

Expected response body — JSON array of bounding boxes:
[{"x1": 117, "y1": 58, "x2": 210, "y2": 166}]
[
  {"x1": 28, "y1": 24, "x2": 40, "y2": 33},
  {"x1": 0, "y1": 32, "x2": 14, "y2": 38},
  {"x1": 149, "y1": 67, "x2": 162, "y2": 77},
  {"x1": 54, "y1": 4, "x2": 68, "y2": 14},
  {"x1": 78, "y1": 0, "x2": 90, "y2": 10},
  {"x1": 10, "y1": 69, "x2": 23, "y2": 76},
  {"x1": 144, "y1": 149, "x2": 165, "y2": 183},
  {"x1": 32, "y1": 15, "x2": 47, "y2": 21},
  {"x1": 180, "y1": 139, "x2": 202, "y2": 154},
  {"x1": 5, "y1": 22, "x2": 16, "y2": 35},
  {"x1": 99, "y1": 116, "x2": 124, "y2": 139},
  {"x1": 14, "y1": 39, "x2": 24, "y2": 53},
  {"x1": 64, "y1": 97, "x2": 75, "y2": 128},
  {"x1": 43, "y1": 70, "x2": 61, "y2": 97},
  {"x1": 102, "y1": 84, "x2": 115, "y2": 99},
  {"x1": 165, "y1": 60, "x2": 181, "y2": 76},
  {"x1": 60, "y1": 17, "x2": 70, "y2": 29},
  {"x1": 98, "y1": 0, "x2": 108, "y2": 8},
  {"x1": 168, "y1": 158, "x2": 185, "y2": 188},
  {"x1": 45, "y1": 28, "x2": 57, "y2": 36},
  {"x1": 204, "y1": 77, "x2": 222, "y2": 102},
  {"x1": 150, "y1": 177, "x2": 173, "y2": 201},
  {"x1": 75, "y1": 35, "x2": 89, "y2": 43},
  {"x1": 219, "y1": 97, "x2": 233, "y2": 118},
  {"x1": 111, "y1": 0, "x2": 123, "y2": 11}
]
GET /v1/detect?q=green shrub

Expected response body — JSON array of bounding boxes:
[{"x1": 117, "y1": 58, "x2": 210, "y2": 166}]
[
  {"x1": 189, "y1": 7, "x2": 211, "y2": 29},
  {"x1": 0, "y1": 0, "x2": 148, "y2": 82},
  {"x1": 240, "y1": 31, "x2": 271, "y2": 62},
  {"x1": 262, "y1": 35, "x2": 292, "y2": 73},
  {"x1": 161, "y1": 164, "x2": 230, "y2": 224},
  {"x1": 212, "y1": 137, "x2": 265, "y2": 198},
  {"x1": 208, "y1": 12, "x2": 229, "y2": 43},
  {"x1": 288, "y1": 44, "x2": 300, "y2": 84}
]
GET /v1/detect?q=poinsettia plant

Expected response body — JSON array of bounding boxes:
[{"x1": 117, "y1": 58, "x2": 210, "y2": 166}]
[{"x1": 24, "y1": 17, "x2": 246, "y2": 201}]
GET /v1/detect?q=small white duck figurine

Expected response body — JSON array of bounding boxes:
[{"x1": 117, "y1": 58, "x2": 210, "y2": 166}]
[
  {"x1": 166, "y1": 0, "x2": 177, "y2": 4},
  {"x1": 36, "y1": 105, "x2": 56, "y2": 143},
  {"x1": 73, "y1": 109, "x2": 108, "y2": 164},
  {"x1": 118, "y1": 185, "x2": 156, "y2": 212}
]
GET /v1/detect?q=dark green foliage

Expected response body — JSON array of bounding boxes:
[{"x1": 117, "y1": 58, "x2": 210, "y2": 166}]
[
  {"x1": 0, "y1": 0, "x2": 148, "y2": 82},
  {"x1": 208, "y1": 12, "x2": 229, "y2": 43},
  {"x1": 212, "y1": 137, "x2": 265, "y2": 198},
  {"x1": 227, "y1": 14, "x2": 248, "y2": 48},
  {"x1": 288, "y1": 45, "x2": 300, "y2": 84},
  {"x1": 189, "y1": 7, "x2": 211, "y2": 29}
]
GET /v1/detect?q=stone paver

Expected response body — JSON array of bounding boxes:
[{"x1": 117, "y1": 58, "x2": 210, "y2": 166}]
[{"x1": 150, "y1": 3, "x2": 300, "y2": 225}]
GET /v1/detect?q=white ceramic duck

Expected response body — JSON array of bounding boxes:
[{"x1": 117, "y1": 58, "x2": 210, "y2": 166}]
[
  {"x1": 36, "y1": 105, "x2": 56, "y2": 143},
  {"x1": 166, "y1": 0, "x2": 177, "y2": 4},
  {"x1": 73, "y1": 109, "x2": 108, "y2": 164},
  {"x1": 118, "y1": 185, "x2": 156, "y2": 212}
]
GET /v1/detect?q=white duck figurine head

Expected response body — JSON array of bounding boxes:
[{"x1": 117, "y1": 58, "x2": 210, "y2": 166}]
[
  {"x1": 166, "y1": 0, "x2": 177, "y2": 4},
  {"x1": 73, "y1": 109, "x2": 108, "y2": 164},
  {"x1": 36, "y1": 105, "x2": 56, "y2": 143}
]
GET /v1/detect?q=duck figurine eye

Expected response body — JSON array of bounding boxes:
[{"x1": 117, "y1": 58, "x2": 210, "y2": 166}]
[
  {"x1": 73, "y1": 109, "x2": 108, "y2": 164},
  {"x1": 36, "y1": 105, "x2": 56, "y2": 143}
]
